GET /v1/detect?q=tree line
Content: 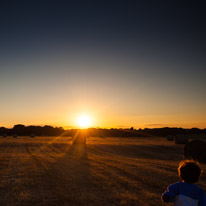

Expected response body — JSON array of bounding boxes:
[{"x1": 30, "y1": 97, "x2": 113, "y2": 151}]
[{"x1": 0, "y1": 124, "x2": 205, "y2": 137}]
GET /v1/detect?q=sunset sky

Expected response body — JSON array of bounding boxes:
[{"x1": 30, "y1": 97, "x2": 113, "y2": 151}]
[{"x1": 0, "y1": 1, "x2": 205, "y2": 129}]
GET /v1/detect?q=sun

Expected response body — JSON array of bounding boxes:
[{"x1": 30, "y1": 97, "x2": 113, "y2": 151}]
[{"x1": 77, "y1": 115, "x2": 92, "y2": 128}]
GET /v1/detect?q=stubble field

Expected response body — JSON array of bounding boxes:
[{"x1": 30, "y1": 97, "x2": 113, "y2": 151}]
[{"x1": 0, "y1": 136, "x2": 205, "y2": 206}]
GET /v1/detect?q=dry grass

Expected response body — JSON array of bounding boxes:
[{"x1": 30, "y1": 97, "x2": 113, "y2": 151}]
[{"x1": 0, "y1": 136, "x2": 205, "y2": 206}]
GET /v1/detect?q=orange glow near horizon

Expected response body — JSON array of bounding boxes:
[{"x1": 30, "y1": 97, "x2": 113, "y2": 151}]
[{"x1": 1, "y1": 111, "x2": 206, "y2": 130}]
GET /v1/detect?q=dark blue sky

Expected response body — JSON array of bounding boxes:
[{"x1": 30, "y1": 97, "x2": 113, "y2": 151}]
[
  {"x1": 0, "y1": 0, "x2": 205, "y2": 58},
  {"x1": 0, "y1": 0, "x2": 205, "y2": 128}
]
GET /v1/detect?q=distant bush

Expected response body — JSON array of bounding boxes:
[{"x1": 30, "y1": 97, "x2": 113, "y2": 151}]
[{"x1": 184, "y1": 139, "x2": 206, "y2": 163}]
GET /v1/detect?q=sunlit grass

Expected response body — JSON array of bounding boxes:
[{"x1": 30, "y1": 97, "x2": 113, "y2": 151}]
[{"x1": 0, "y1": 136, "x2": 205, "y2": 205}]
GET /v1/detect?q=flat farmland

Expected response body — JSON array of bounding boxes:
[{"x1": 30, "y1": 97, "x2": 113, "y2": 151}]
[{"x1": 0, "y1": 136, "x2": 205, "y2": 206}]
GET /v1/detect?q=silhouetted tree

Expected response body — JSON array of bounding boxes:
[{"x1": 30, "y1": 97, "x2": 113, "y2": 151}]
[{"x1": 13, "y1": 124, "x2": 25, "y2": 135}]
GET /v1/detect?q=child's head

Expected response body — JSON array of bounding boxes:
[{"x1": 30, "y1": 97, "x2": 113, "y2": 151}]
[{"x1": 178, "y1": 160, "x2": 202, "y2": 183}]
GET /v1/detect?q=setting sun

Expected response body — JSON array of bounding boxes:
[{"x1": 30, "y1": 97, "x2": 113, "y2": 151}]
[{"x1": 76, "y1": 115, "x2": 92, "y2": 128}]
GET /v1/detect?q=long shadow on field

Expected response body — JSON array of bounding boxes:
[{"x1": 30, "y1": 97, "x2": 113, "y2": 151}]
[
  {"x1": 94, "y1": 144, "x2": 183, "y2": 161},
  {"x1": 38, "y1": 141, "x2": 96, "y2": 205}
]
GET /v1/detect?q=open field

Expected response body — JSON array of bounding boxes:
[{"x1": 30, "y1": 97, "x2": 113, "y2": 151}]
[{"x1": 0, "y1": 136, "x2": 205, "y2": 206}]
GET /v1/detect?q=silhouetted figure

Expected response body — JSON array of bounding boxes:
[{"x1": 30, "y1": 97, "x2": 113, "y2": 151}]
[{"x1": 162, "y1": 160, "x2": 206, "y2": 206}]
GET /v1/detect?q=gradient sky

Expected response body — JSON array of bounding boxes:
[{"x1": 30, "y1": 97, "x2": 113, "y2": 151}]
[{"x1": 0, "y1": 0, "x2": 205, "y2": 129}]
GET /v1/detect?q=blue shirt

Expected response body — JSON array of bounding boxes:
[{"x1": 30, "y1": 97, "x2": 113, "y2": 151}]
[{"x1": 162, "y1": 182, "x2": 206, "y2": 206}]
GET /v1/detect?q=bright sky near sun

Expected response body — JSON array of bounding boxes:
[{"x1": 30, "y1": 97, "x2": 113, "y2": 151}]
[
  {"x1": 76, "y1": 115, "x2": 92, "y2": 128},
  {"x1": 0, "y1": 1, "x2": 205, "y2": 129}
]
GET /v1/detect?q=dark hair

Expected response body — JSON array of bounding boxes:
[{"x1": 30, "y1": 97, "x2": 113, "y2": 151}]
[{"x1": 178, "y1": 160, "x2": 202, "y2": 183}]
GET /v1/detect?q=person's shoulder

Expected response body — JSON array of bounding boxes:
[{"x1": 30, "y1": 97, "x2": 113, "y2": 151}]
[
  {"x1": 194, "y1": 184, "x2": 206, "y2": 201},
  {"x1": 181, "y1": 182, "x2": 205, "y2": 193},
  {"x1": 195, "y1": 184, "x2": 205, "y2": 194},
  {"x1": 189, "y1": 183, "x2": 205, "y2": 191},
  {"x1": 167, "y1": 182, "x2": 182, "y2": 190},
  {"x1": 169, "y1": 181, "x2": 182, "y2": 187},
  {"x1": 168, "y1": 181, "x2": 196, "y2": 191}
]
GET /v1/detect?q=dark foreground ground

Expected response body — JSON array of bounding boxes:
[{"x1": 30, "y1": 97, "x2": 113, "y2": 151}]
[{"x1": 0, "y1": 136, "x2": 205, "y2": 206}]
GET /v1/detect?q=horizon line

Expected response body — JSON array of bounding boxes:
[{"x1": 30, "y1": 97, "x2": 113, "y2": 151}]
[{"x1": 1, "y1": 124, "x2": 205, "y2": 130}]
